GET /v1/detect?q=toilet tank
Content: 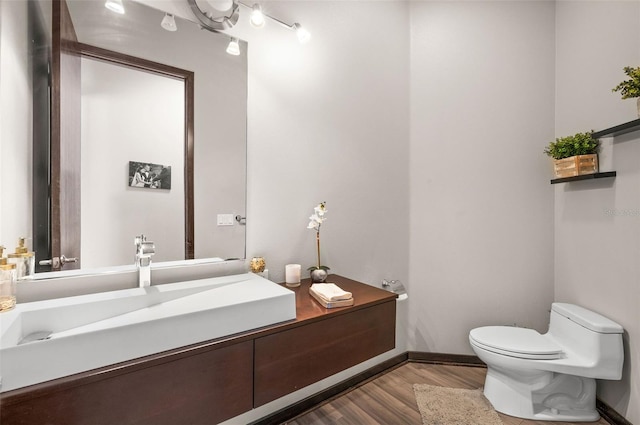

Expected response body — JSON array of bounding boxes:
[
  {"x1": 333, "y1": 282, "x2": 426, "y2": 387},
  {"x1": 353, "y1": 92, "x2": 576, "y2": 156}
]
[{"x1": 548, "y1": 303, "x2": 624, "y2": 379}]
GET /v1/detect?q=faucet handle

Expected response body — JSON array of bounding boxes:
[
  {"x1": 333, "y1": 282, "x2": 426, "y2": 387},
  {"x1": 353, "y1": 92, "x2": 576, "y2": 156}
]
[{"x1": 139, "y1": 241, "x2": 155, "y2": 256}]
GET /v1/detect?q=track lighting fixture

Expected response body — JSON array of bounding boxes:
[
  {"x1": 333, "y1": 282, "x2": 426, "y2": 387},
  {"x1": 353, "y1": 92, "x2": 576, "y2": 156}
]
[
  {"x1": 243, "y1": 4, "x2": 311, "y2": 44},
  {"x1": 105, "y1": 0, "x2": 310, "y2": 47},
  {"x1": 249, "y1": 4, "x2": 265, "y2": 28},
  {"x1": 187, "y1": 0, "x2": 310, "y2": 44},
  {"x1": 187, "y1": 0, "x2": 240, "y2": 31},
  {"x1": 293, "y1": 23, "x2": 310, "y2": 44},
  {"x1": 104, "y1": 0, "x2": 125, "y2": 14},
  {"x1": 210, "y1": 0, "x2": 234, "y2": 11},
  {"x1": 226, "y1": 37, "x2": 241, "y2": 56},
  {"x1": 161, "y1": 13, "x2": 177, "y2": 32}
]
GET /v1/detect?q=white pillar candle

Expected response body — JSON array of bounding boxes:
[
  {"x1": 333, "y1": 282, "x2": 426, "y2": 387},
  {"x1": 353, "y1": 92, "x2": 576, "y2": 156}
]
[{"x1": 285, "y1": 264, "x2": 301, "y2": 287}]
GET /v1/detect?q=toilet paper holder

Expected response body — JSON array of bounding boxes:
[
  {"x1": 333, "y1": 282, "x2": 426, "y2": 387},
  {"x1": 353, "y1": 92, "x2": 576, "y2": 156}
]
[{"x1": 381, "y1": 279, "x2": 408, "y2": 300}]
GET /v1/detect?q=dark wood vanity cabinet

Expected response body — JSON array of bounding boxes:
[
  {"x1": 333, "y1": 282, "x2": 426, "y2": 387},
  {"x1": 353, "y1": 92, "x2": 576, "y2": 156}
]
[
  {"x1": 254, "y1": 301, "x2": 395, "y2": 406},
  {"x1": 254, "y1": 275, "x2": 396, "y2": 406},
  {"x1": 0, "y1": 275, "x2": 396, "y2": 425}
]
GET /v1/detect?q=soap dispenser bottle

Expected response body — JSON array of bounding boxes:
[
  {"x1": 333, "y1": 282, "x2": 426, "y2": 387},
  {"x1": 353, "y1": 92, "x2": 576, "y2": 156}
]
[
  {"x1": 7, "y1": 237, "x2": 35, "y2": 280},
  {"x1": 0, "y1": 246, "x2": 17, "y2": 312}
]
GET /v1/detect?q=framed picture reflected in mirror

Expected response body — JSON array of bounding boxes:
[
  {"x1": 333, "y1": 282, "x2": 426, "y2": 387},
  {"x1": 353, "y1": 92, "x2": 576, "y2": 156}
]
[{"x1": 129, "y1": 161, "x2": 172, "y2": 190}]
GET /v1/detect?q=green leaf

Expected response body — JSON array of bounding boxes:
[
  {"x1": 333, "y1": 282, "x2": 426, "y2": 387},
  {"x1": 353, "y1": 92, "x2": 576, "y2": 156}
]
[
  {"x1": 307, "y1": 265, "x2": 331, "y2": 271},
  {"x1": 612, "y1": 66, "x2": 640, "y2": 99},
  {"x1": 543, "y1": 131, "x2": 599, "y2": 160}
]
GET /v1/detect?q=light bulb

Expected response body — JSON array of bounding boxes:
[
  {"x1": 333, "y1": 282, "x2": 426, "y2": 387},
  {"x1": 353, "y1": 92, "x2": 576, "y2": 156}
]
[
  {"x1": 293, "y1": 23, "x2": 310, "y2": 44},
  {"x1": 250, "y1": 4, "x2": 265, "y2": 28},
  {"x1": 161, "y1": 13, "x2": 177, "y2": 32},
  {"x1": 226, "y1": 38, "x2": 240, "y2": 56},
  {"x1": 104, "y1": 0, "x2": 125, "y2": 14}
]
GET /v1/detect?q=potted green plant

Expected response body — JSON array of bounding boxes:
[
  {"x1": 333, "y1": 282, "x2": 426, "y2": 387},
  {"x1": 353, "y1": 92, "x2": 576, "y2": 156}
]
[
  {"x1": 544, "y1": 132, "x2": 600, "y2": 178},
  {"x1": 612, "y1": 66, "x2": 640, "y2": 117}
]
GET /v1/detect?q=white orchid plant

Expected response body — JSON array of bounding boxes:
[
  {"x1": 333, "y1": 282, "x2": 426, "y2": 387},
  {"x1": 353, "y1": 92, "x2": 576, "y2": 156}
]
[{"x1": 307, "y1": 202, "x2": 330, "y2": 271}]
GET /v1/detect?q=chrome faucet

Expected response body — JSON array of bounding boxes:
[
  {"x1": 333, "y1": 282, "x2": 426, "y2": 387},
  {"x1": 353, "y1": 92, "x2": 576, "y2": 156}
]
[{"x1": 134, "y1": 234, "x2": 155, "y2": 288}]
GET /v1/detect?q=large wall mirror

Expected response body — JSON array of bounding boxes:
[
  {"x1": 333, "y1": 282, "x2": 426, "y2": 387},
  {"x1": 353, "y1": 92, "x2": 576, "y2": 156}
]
[{"x1": 0, "y1": 0, "x2": 247, "y2": 275}]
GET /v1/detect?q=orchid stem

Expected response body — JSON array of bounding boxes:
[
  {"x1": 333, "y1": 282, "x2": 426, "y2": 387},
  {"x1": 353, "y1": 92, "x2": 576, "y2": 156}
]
[{"x1": 316, "y1": 230, "x2": 321, "y2": 269}]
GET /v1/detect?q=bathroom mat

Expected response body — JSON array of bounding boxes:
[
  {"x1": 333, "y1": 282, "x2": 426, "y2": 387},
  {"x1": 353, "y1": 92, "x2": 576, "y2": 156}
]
[{"x1": 413, "y1": 384, "x2": 503, "y2": 425}]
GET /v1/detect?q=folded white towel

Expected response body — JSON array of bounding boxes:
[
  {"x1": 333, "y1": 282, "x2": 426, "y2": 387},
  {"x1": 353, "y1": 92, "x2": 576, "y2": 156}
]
[{"x1": 310, "y1": 283, "x2": 352, "y2": 301}]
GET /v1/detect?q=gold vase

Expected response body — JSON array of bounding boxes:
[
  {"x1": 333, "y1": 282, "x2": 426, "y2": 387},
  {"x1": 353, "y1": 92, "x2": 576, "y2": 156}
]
[{"x1": 250, "y1": 257, "x2": 266, "y2": 273}]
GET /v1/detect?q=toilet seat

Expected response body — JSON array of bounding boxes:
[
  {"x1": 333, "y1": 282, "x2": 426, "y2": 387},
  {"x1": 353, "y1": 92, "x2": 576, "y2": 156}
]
[{"x1": 470, "y1": 326, "x2": 563, "y2": 360}]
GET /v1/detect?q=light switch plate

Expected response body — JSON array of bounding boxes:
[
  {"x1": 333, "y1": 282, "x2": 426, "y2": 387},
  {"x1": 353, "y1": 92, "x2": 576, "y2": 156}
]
[{"x1": 217, "y1": 214, "x2": 235, "y2": 226}]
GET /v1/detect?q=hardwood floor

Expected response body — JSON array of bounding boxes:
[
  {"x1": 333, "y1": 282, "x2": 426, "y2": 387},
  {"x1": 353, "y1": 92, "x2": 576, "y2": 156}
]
[{"x1": 285, "y1": 363, "x2": 610, "y2": 425}]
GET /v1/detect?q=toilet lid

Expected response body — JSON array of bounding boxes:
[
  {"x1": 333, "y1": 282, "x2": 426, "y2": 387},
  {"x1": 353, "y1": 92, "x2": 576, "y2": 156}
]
[{"x1": 470, "y1": 326, "x2": 563, "y2": 360}]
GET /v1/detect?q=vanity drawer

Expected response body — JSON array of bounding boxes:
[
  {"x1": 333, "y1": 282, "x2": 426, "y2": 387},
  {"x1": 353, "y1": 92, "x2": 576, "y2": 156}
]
[
  {"x1": 253, "y1": 300, "x2": 396, "y2": 407},
  {"x1": 0, "y1": 340, "x2": 253, "y2": 425}
]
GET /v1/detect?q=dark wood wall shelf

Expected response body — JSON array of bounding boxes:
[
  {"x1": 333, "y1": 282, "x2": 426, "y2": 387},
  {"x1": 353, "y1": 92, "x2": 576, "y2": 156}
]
[
  {"x1": 550, "y1": 171, "x2": 617, "y2": 184},
  {"x1": 592, "y1": 118, "x2": 640, "y2": 139},
  {"x1": 549, "y1": 118, "x2": 640, "y2": 185},
  {"x1": 548, "y1": 118, "x2": 634, "y2": 184}
]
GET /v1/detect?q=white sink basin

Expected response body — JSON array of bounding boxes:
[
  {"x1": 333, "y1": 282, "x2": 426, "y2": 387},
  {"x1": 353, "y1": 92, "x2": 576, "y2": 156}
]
[{"x1": 0, "y1": 273, "x2": 295, "y2": 392}]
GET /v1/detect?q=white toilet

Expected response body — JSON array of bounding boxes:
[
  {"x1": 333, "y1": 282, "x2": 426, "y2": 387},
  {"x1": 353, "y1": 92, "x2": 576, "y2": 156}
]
[{"x1": 469, "y1": 303, "x2": 624, "y2": 422}]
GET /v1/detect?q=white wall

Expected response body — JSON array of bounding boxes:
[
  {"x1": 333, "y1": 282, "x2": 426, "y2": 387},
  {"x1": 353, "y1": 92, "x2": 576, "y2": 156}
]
[
  {"x1": 555, "y1": 2, "x2": 640, "y2": 422},
  {"x1": 243, "y1": 1, "x2": 410, "y2": 288},
  {"x1": 0, "y1": 0, "x2": 32, "y2": 250},
  {"x1": 80, "y1": 57, "x2": 185, "y2": 267},
  {"x1": 408, "y1": 1, "x2": 555, "y2": 354},
  {"x1": 221, "y1": 1, "x2": 411, "y2": 422}
]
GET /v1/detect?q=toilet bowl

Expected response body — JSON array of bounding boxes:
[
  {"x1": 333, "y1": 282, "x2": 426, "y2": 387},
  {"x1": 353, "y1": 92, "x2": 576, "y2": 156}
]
[{"x1": 469, "y1": 303, "x2": 624, "y2": 422}]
